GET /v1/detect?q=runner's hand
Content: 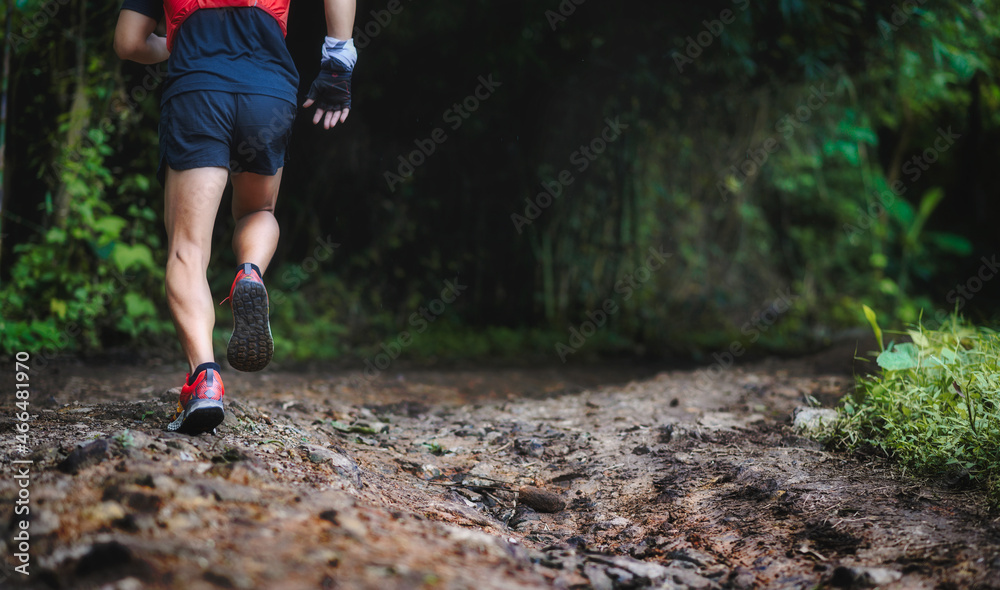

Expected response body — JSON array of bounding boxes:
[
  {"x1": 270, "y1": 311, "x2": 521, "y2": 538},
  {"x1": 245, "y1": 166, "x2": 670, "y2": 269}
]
[{"x1": 303, "y1": 59, "x2": 351, "y2": 129}]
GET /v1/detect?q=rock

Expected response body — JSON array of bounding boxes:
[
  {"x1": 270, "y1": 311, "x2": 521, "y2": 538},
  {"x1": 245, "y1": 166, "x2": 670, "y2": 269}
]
[
  {"x1": 160, "y1": 387, "x2": 182, "y2": 403},
  {"x1": 508, "y1": 505, "x2": 540, "y2": 529},
  {"x1": 793, "y1": 407, "x2": 840, "y2": 436},
  {"x1": 211, "y1": 446, "x2": 251, "y2": 463},
  {"x1": 300, "y1": 445, "x2": 361, "y2": 485},
  {"x1": 330, "y1": 452, "x2": 362, "y2": 485},
  {"x1": 605, "y1": 567, "x2": 635, "y2": 586},
  {"x1": 518, "y1": 486, "x2": 565, "y2": 513},
  {"x1": 831, "y1": 565, "x2": 902, "y2": 588},
  {"x1": 668, "y1": 567, "x2": 716, "y2": 589},
  {"x1": 221, "y1": 409, "x2": 241, "y2": 429},
  {"x1": 444, "y1": 527, "x2": 528, "y2": 562},
  {"x1": 203, "y1": 569, "x2": 254, "y2": 589},
  {"x1": 102, "y1": 484, "x2": 165, "y2": 514},
  {"x1": 81, "y1": 502, "x2": 127, "y2": 526},
  {"x1": 587, "y1": 555, "x2": 671, "y2": 585},
  {"x1": 101, "y1": 577, "x2": 144, "y2": 590},
  {"x1": 593, "y1": 516, "x2": 630, "y2": 531},
  {"x1": 729, "y1": 566, "x2": 756, "y2": 589},
  {"x1": 174, "y1": 483, "x2": 217, "y2": 507},
  {"x1": 113, "y1": 513, "x2": 158, "y2": 533},
  {"x1": 111, "y1": 429, "x2": 154, "y2": 450},
  {"x1": 206, "y1": 461, "x2": 272, "y2": 486},
  {"x1": 468, "y1": 462, "x2": 500, "y2": 477},
  {"x1": 29, "y1": 446, "x2": 63, "y2": 465},
  {"x1": 583, "y1": 563, "x2": 614, "y2": 590},
  {"x1": 58, "y1": 439, "x2": 111, "y2": 474},
  {"x1": 303, "y1": 444, "x2": 338, "y2": 464},
  {"x1": 666, "y1": 547, "x2": 716, "y2": 567},
  {"x1": 14, "y1": 509, "x2": 59, "y2": 537},
  {"x1": 514, "y1": 438, "x2": 545, "y2": 457},
  {"x1": 484, "y1": 431, "x2": 505, "y2": 445},
  {"x1": 203, "y1": 480, "x2": 259, "y2": 503},
  {"x1": 455, "y1": 487, "x2": 483, "y2": 503}
]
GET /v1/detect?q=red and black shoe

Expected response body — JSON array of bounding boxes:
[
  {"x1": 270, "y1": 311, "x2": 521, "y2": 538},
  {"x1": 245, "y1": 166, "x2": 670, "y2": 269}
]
[
  {"x1": 168, "y1": 362, "x2": 225, "y2": 435},
  {"x1": 226, "y1": 262, "x2": 273, "y2": 372}
]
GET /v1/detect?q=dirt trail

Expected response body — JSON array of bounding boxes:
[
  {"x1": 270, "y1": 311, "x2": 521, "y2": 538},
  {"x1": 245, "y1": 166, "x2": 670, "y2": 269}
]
[{"x1": 3, "y1": 351, "x2": 1000, "y2": 589}]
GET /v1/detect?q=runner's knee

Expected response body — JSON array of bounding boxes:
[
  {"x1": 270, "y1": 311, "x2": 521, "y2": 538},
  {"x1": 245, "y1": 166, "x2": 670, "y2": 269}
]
[
  {"x1": 167, "y1": 241, "x2": 210, "y2": 270},
  {"x1": 232, "y1": 196, "x2": 278, "y2": 221}
]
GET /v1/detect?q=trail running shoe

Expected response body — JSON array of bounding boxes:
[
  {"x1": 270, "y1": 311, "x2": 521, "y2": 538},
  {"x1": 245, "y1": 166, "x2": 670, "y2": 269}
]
[
  {"x1": 167, "y1": 362, "x2": 225, "y2": 435},
  {"x1": 226, "y1": 262, "x2": 273, "y2": 372}
]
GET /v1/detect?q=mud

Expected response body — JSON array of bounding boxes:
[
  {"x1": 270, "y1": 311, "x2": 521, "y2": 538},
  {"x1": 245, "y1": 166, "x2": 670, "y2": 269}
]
[{"x1": 2, "y1": 351, "x2": 1000, "y2": 589}]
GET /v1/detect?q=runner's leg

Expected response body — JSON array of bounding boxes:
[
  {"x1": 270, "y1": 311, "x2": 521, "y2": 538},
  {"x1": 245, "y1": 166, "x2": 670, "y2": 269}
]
[
  {"x1": 164, "y1": 166, "x2": 229, "y2": 372},
  {"x1": 230, "y1": 169, "x2": 283, "y2": 273}
]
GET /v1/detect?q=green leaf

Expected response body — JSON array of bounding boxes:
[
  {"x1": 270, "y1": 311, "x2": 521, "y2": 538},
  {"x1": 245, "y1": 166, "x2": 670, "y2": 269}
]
[
  {"x1": 907, "y1": 330, "x2": 929, "y2": 348},
  {"x1": 928, "y1": 232, "x2": 973, "y2": 256},
  {"x1": 111, "y1": 243, "x2": 155, "y2": 272},
  {"x1": 50, "y1": 299, "x2": 68, "y2": 320},
  {"x1": 123, "y1": 293, "x2": 156, "y2": 319},
  {"x1": 906, "y1": 188, "x2": 945, "y2": 246},
  {"x1": 45, "y1": 227, "x2": 68, "y2": 244},
  {"x1": 92, "y1": 215, "x2": 128, "y2": 246},
  {"x1": 863, "y1": 304, "x2": 884, "y2": 351},
  {"x1": 877, "y1": 342, "x2": 920, "y2": 371}
]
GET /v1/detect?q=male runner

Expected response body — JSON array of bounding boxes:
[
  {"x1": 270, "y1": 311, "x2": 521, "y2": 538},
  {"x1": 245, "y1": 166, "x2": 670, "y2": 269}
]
[{"x1": 114, "y1": 0, "x2": 356, "y2": 434}]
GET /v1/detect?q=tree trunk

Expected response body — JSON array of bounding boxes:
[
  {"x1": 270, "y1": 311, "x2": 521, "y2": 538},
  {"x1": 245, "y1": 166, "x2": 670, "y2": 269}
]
[{"x1": 53, "y1": 0, "x2": 90, "y2": 228}]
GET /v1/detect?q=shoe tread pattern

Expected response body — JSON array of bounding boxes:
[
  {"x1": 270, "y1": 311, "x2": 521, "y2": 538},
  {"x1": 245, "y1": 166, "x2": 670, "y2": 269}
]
[{"x1": 227, "y1": 279, "x2": 273, "y2": 372}]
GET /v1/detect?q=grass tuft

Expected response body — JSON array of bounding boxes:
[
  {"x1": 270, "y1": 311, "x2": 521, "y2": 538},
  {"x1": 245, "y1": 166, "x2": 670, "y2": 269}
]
[{"x1": 836, "y1": 311, "x2": 1000, "y2": 504}]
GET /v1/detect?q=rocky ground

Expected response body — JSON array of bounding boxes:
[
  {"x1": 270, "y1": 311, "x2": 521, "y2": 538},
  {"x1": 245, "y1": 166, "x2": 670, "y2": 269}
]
[{"x1": 2, "y1": 349, "x2": 1000, "y2": 589}]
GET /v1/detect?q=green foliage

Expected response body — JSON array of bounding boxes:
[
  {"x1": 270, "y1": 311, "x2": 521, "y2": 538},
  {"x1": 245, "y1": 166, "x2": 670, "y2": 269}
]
[
  {"x1": 0, "y1": 123, "x2": 166, "y2": 353},
  {"x1": 4, "y1": 0, "x2": 1000, "y2": 361},
  {"x1": 837, "y1": 310, "x2": 1000, "y2": 504},
  {"x1": 0, "y1": 30, "x2": 168, "y2": 355}
]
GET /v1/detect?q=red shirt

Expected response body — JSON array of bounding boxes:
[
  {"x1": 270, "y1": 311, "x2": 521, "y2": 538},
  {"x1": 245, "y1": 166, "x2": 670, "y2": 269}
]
[{"x1": 164, "y1": 0, "x2": 291, "y2": 51}]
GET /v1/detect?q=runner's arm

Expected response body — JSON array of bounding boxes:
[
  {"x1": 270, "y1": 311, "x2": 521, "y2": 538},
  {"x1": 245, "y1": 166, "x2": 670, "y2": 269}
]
[
  {"x1": 303, "y1": 0, "x2": 357, "y2": 129},
  {"x1": 324, "y1": 0, "x2": 356, "y2": 40},
  {"x1": 114, "y1": 10, "x2": 169, "y2": 64}
]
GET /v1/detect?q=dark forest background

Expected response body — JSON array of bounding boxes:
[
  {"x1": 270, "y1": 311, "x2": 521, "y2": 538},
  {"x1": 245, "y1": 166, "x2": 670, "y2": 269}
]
[{"x1": 3, "y1": 0, "x2": 1000, "y2": 365}]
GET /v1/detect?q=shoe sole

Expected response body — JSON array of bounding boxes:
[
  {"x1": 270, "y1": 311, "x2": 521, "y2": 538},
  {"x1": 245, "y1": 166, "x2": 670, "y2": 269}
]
[
  {"x1": 167, "y1": 399, "x2": 225, "y2": 435},
  {"x1": 227, "y1": 279, "x2": 273, "y2": 372}
]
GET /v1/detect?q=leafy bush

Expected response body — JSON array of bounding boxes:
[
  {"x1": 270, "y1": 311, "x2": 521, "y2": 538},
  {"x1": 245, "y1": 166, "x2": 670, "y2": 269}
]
[
  {"x1": 837, "y1": 308, "x2": 1000, "y2": 504},
  {"x1": 0, "y1": 103, "x2": 168, "y2": 355}
]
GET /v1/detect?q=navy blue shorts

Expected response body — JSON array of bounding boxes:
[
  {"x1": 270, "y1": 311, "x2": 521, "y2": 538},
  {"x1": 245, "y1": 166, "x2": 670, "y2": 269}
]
[{"x1": 158, "y1": 91, "x2": 296, "y2": 185}]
